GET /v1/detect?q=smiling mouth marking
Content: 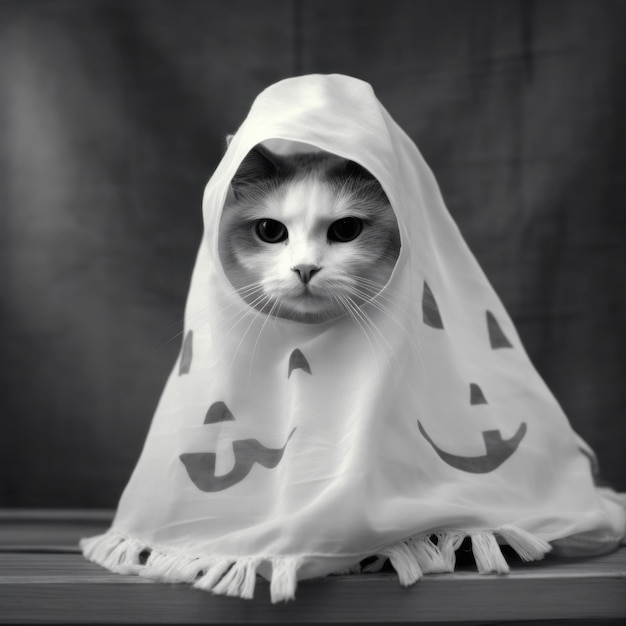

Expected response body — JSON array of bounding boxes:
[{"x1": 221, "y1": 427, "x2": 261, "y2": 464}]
[
  {"x1": 418, "y1": 421, "x2": 527, "y2": 473},
  {"x1": 179, "y1": 428, "x2": 296, "y2": 492}
]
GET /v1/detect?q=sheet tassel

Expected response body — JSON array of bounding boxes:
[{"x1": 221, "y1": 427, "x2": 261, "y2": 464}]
[
  {"x1": 81, "y1": 525, "x2": 552, "y2": 601},
  {"x1": 270, "y1": 557, "x2": 299, "y2": 603}
]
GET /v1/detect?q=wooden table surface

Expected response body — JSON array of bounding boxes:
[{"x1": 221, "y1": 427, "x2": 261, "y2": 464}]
[{"x1": 1, "y1": 509, "x2": 625, "y2": 625}]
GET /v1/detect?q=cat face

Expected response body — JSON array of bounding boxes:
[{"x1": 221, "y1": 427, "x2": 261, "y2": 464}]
[{"x1": 218, "y1": 144, "x2": 401, "y2": 324}]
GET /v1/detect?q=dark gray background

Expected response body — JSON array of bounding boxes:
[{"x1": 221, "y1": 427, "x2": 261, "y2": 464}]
[{"x1": 1, "y1": 0, "x2": 624, "y2": 507}]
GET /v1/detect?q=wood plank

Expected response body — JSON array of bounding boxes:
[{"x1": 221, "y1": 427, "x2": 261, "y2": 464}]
[
  {"x1": 0, "y1": 551, "x2": 625, "y2": 624},
  {"x1": 0, "y1": 509, "x2": 112, "y2": 552},
  {"x1": 1, "y1": 571, "x2": 624, "y2": 624}
]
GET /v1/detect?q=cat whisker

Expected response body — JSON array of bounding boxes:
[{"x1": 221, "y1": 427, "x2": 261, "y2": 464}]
[
  {"x1": 220, "y1": 289, "x2": 270, "y2": 343},
  {"x1": 158, "y1": 283, "x2": 266, "y2": 354},
  {"x1": 344, "y1": 272, "x2": 410, "y2": 306},
  {"x1": 152, "y1": 302, "x2": 219, "y2": 356},
  {"x1": 228, "y1": 294, "x2": 274, "y2": 371},
  {"x1": 247, "y1": 296, "x2": 282, "y2": 377},
  {"x1": 348, "y1": 282, "x2": 426, "y2": 380},
  {"x1": 341, "y1": 288, "x2": 399, "y2": 372},
  {"x1": 220, "y1": 283, "x2": 267, "y2": 318},
  {"x1": 215, "y1": 283, "x2": 265, "y2": 312},
  {"x1": 152, "y1": 328, "x2": 186, "y2": 355},
  {"x1": 336, "y1": 294, "x2": 386, "y2": 376},
  {"x1": 231, "y1": 293, "x2": 270, "y2": 330},
  {"x1": 349, "y1": 281, "x2": 397, "y2": 314},
  {"x1": 233, "y1": 283, "x2": 266, "y2": 298}
]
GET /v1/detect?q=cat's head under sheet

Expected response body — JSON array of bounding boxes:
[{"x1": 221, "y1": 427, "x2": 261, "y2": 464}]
[{"x1": 218, "y1": 142, "x2": 401, "y2": 324}]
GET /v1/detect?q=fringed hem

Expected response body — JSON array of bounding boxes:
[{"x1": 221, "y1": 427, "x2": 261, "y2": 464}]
[
  {"x1": 80, "y1": 532, "x2": 299, "y2": 603},
  {"x1": 372, "y1": 525, "x2": 551, "y2": 586},
  {"x1": 80, "y1": 525, "x2": 551, "y2": 602}
]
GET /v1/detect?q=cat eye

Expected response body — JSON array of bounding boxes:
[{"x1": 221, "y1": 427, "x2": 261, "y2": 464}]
[
  {"x1": 255, "y1": 219, "x2": 288, "y2": 243},
  {"x1": 327, "y1": 217, "x2": 363, "y2": 243}
]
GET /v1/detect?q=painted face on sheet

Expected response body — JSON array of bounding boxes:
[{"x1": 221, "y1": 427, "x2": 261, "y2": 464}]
[
  {"x1": 417, "y1": 282, "x2": 528, "y2": 473},
  {"x1": 179, "y1": 399, "x2": 296, "y2": 492},
  {"x1": 178, "y1": 334, "x2": 310, "y2": 492}
]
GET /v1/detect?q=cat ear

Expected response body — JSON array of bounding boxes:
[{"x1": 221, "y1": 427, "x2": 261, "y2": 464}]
[
  {"x1": 344, "y1": 160, "x2": 376, "y2": 181},
  {"x1": 231, "y1": 144, "x2": 280, "y2": 199},
  {"x1": 343, "y1": 160, "x2": 389, "y2": 204}
]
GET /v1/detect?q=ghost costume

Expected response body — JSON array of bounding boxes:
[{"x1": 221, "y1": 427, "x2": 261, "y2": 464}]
[{"x1": 82, "y1": 74, "x2": 626, "y2": 602}]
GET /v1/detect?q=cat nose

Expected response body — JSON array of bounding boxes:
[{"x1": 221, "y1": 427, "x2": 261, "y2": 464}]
[{"x1": 292, "y1": 264, "x2": 321, "y2": 284}]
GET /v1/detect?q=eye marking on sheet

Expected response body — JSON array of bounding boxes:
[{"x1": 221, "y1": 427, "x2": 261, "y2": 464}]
[
  {"x1": 470, "y1": 383, "x2": 488, "y2": 405},
  {"x1": 422, "y1": 281, "x2": 444, "y2": 329},
  {"x1": 418, "y1": 421, "x2": 527, "y2": 473},
  {"x1": 180, "y1": 428, "x2": 296, "y2": 492},
  {"x1": 205, "y1": 401, "x2": 235, "y2": 424},
  {"x1": 179, "y1": 330, "x2": 193, "y2": 375},
  {"x1": 288, "y1": 349, "x2": 312, "y2": 378},
  {"x1": 486, "y1": 311, "x2": 513, "y2": 349}
]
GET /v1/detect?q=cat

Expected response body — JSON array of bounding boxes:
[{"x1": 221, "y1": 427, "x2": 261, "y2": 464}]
[{"x1": 217, "y1": 142, "x2": 401, "y2": 324}]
